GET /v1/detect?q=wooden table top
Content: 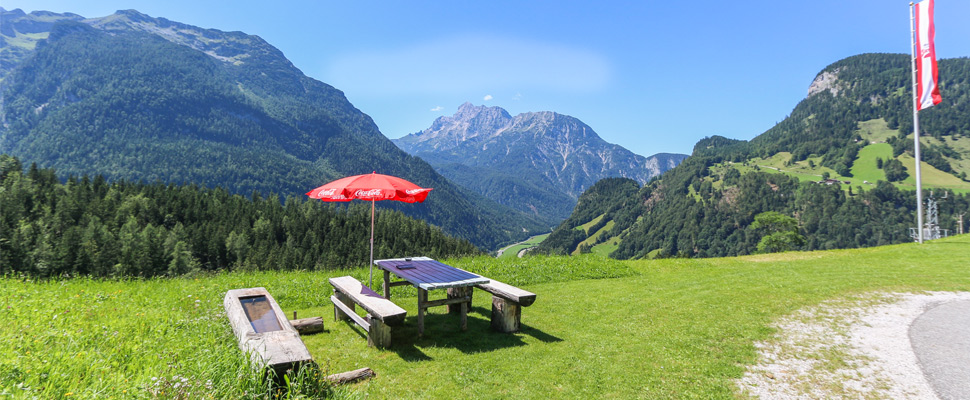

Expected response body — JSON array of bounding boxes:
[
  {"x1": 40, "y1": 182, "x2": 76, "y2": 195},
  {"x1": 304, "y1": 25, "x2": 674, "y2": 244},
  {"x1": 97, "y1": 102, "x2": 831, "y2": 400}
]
[{"x1": 374, "y1": 257, "x2": 488, "y2": 291}]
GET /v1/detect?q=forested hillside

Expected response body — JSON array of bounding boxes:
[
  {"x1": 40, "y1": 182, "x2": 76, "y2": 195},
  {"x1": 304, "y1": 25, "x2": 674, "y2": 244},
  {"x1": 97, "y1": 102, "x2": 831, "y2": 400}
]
[
  {"x1": 0, "y1": 155, "x2": 481, "y2": 278},
  {"x1": 539, "y1": 54, "x2": 970, "y2": 259},
  {"x1": 0, "y1": 10, "x2": 546, "y2": 250}
]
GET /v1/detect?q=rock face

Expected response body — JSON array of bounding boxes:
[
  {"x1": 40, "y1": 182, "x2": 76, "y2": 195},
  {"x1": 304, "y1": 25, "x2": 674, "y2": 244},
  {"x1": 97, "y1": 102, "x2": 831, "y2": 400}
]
[
  {"x1": 395, "y1": 103, "x2": 686, "y2": 221},
  {"x1": 807, "y1": 67, "x2": 842, "y2": 97}
]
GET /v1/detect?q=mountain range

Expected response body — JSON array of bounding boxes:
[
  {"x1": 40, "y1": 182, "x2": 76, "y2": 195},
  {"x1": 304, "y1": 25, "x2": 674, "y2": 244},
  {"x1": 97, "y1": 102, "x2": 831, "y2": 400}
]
[
  {"x1": 394, "y1": 103, "x2": 685, "y2": 221},
  {"x1": 538, "y1": 53, "x2": 970, "y2": 259},
  {"x1": 0, "y1": 8, "x2": 548, "y2": 250}
]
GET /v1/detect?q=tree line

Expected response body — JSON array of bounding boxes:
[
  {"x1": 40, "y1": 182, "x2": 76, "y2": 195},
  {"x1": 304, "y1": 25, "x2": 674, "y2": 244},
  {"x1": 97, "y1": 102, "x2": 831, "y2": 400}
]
[{"x1": 0, "y1": 155, "x2": 482, "y2": 278}]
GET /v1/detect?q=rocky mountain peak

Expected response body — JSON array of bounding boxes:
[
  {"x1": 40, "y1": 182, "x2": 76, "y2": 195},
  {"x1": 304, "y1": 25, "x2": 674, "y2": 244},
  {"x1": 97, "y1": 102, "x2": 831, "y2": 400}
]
[
  {"x1": 394, "y1": 102, "x2": 687, "y2": 209},
  {"x1": 452, "y1": 102, "x2": 513, "y2": 126}
]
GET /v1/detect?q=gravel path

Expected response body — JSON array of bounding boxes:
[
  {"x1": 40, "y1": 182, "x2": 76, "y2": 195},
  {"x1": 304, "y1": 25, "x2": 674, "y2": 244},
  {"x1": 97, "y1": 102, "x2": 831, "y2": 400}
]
[{"x1": 737, "y1": 292, "x2": 970, "y2": 399}]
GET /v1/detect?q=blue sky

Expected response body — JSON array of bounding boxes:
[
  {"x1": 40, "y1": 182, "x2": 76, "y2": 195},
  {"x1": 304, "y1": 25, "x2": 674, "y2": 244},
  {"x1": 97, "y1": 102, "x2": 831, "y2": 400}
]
[{"x1": 5, "y1": 1, "x2": 970, "y2": 156}]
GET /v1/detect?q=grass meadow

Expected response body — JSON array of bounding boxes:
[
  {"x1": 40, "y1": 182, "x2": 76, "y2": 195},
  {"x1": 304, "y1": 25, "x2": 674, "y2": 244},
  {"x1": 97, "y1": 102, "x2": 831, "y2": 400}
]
[
  {"x1": 496, "y1": 234, "x2": 549, "y2": 259},
  {"x1": 3, "y1": 235, "x2": 970, "y2": 398}
]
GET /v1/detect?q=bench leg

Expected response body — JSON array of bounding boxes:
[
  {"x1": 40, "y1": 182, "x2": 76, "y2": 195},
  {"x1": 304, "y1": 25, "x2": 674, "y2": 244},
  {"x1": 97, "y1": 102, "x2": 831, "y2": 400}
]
[
  {"x1": 334, "y1": 291, "x2": 354, "y2": 322},
  {"x1": 417, "y1": 289, "x2": 427, "y2": 337},
  {"x1": 367, "y1": 316, "x2": 391, "y2": 348},
  {"x1": 383, "y1": 270, "x2": 391, "y2": 299},
  {"x1": 490, "y1": 296, "x2": 521, "y2": 333},
  {"x1": 447, "y1": 286, "x2": 473, "y2": 314}
]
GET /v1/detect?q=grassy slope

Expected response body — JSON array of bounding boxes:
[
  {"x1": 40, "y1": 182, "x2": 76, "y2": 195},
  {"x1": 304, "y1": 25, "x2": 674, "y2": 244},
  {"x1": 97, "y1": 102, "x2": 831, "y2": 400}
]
[
  {"x1": 590, "y1": 236, "x2": 620, "y2": 256},
  {"x1": 849, "y1": 143, "x2": 891, "y2": 183},
  {"x1": 708, "y1": 119, "x2": 970, "y2": 194},
  {"x1": 576, "y1": 214, "x2": 605, "y2": 233},
  {"x1": 497, "y1": 234, "x2": 550, "y2": 259},
  {"x1": 856, "y1": 118, "x2": 898, "y2": 143},
  {"x1": 4, "y1": 236, "x2": 970, "y2": 398},
  {"x1": 936, "y1": 135, "x2": 970, "y2": 174},
  {"x1": 571, "y1": 220, "x2": 615, "y2": 255}
]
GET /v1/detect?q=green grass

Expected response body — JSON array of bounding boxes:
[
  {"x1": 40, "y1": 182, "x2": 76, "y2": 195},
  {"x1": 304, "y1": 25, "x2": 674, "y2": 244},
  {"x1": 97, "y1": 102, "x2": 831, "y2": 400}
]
[
  {"x1": 4, "y1": 236, "x2": 970, "y2": 398},
  {"x1": 855, "y1": 118, "x2": 898, "y2": 144},
  {"x1": 590, "y1": 236, "x2": 620, "y2": 256},
  {"x1": 497, "y1": 234, "x2": 549, "y2": 259},
  {"x1": 898, "y1": 154, "x2": 970, "y2": 193},
  {"x1": 711, "y1": 137, "x2": 970, "y2": 194},
  {"x1": 575, "y1": 214, "x2": 605, "y2": 234},
  {"x1": 571, "y1": 220, "x2": 614, "y2": 255},
  {"x1": 925, "y1": 134, "x2": 970, "y2": 178},
  {"x1": 1, "y1": 32, "x2": 49, "y2": 50},
  {"x1": 849, "y1": 143, "x2": 892, "y2": 184}
]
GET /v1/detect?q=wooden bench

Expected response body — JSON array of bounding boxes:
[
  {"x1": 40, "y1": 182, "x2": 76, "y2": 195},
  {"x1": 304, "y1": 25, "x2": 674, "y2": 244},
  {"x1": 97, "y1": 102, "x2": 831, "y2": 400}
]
[
  {"x1": 329, "y1": 276, "x2": 406, "y2": 348},
  {"x1": 476, "y1": 279, "x2": 537, "y2": 333}
]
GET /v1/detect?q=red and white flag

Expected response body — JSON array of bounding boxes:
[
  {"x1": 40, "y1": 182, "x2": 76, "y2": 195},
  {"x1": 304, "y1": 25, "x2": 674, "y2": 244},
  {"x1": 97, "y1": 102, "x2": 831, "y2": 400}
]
[{"x1": 915, "y1": 0, "x2": 941, "y2": 110}]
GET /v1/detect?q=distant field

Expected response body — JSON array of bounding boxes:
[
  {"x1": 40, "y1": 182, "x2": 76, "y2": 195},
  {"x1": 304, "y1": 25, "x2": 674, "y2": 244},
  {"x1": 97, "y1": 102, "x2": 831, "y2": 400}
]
[
  {"x1": 898, "y1": 154, "x2": 970, "y2": 193},
  {"x1": 855, "y1": 118, "x2": 898, "y2": 143},
  {"x1": 572, "y1": 219, "x2": 615, "y2": 255},
  {"x1": 850, "y1": 142, "x2": 891, "y2": 184},
  {"x1": 925, "y1": 134, "x2": 970, "y2": 178},
  {"x1": 497, "y1": 233, "x2": 549, "y2": 259},
  {"x1": 4, "y1": 236, "x2": 970, "y2": 398},
  {"x1": 711, "y1": 135, "x2": 970, "y2": 194},
  {"x1": 590, "y1": 236, "x2": 620, "y2": 256},
  {"x1": 575, "y1": 214, "x2": 604, "y2": 234}
]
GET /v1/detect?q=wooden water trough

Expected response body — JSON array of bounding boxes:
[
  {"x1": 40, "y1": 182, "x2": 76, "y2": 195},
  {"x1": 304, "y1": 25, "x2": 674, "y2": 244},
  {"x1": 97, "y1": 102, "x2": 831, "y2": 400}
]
[{"x1": 223, "y1": 287, "x2": 313, "y2": 376}]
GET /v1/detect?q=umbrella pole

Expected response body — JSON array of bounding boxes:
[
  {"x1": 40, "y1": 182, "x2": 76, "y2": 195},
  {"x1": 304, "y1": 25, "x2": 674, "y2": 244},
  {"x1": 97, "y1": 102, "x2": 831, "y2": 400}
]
[{"x1": 369, "y1": 199, "x2": 375, "y2": 289}]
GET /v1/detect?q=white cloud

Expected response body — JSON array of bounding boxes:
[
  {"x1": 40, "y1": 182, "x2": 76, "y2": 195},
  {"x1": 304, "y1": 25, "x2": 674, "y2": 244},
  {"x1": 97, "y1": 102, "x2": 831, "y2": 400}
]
[
  {"x1": 483, "y1": 95, "x2": 493, "y2": 101},
  {"x1": 430, "y1": 106, "x2": 443, "y2": 112},
  {"x1": 326, "y1": 34, "x2": 611, "y2": 96}
]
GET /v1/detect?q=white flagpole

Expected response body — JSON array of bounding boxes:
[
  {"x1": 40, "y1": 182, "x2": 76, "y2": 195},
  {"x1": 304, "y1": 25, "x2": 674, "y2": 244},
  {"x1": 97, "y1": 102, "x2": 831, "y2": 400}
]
[{"x1": 909, "y1": 2, "x2": 924, "y2": 244}]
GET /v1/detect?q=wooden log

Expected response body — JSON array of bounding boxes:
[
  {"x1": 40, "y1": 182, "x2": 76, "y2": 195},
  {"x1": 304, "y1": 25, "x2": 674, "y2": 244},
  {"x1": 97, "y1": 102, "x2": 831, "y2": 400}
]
[
  {"x1": 490, "y1": 296, "x2": 522, "y2": 333},
  {"x1": 446, "y1": 286, "x2": 473, "y2": 314},
  {"x1": 367, "y1": 316, "x2": 392, "y2": 348},
  {"x1": 325, "y1": 367, "x2": 376, "y2": 384},
  {"x1": 289, "y1": 316, "x2": 324, "y2": 335}
]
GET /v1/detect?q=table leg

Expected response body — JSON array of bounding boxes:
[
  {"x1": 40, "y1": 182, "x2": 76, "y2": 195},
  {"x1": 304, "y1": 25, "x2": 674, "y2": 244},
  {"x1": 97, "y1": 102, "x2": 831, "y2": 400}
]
[
  {"x1": 417, "y1": 288, "x2": 427, "y2": 337},
  {"x1": 460, "y1": 300, "x2": 468, "y2": 331},
  {"x1": 383, "y1": 270, "x2": 391, "y2": 298}
]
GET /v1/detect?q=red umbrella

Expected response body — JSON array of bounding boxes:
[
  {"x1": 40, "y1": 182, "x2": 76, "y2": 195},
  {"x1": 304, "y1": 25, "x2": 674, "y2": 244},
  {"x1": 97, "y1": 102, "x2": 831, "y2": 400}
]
[{"x1": 306, "y1": 172, "x2": 432, "y2": 287}]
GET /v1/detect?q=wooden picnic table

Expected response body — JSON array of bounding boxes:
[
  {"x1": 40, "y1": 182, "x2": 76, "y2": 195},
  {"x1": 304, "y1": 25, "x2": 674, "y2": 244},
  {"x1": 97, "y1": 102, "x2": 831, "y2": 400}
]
[{"x1": 374, "y1": 257, "x2": 489, "y2": 337}]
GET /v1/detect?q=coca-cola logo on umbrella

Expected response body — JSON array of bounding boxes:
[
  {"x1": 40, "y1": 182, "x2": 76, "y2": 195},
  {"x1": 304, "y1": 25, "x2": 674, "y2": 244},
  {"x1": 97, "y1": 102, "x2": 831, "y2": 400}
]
[{"x1": 354, "y1": 189, "x2": 383, "y2": 197}]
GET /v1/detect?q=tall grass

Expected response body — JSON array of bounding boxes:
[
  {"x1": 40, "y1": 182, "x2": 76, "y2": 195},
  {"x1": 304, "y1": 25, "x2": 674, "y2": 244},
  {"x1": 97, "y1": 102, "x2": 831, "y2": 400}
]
[{"x1": 0, "y1": 273, "x2": 340, "y2": 399}]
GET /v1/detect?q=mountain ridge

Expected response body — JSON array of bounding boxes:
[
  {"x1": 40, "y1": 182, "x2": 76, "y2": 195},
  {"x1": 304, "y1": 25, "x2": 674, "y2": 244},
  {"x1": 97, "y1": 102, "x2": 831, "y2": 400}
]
[
  {"x1": 394, "y1": 102, "x2": 686, "y2": 221},
  {"x1": 0, "y1": 8, "x2": 547, "y2": 250}
]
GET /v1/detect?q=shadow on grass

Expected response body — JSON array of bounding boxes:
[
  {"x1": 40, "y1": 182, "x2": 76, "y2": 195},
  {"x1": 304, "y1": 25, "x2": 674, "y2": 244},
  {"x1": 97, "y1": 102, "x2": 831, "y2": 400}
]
[
  {"x1": 385, "y1": 307, "x2": 562, "y2": 361},
  {"x1": 519, "y1": 323, "x2": 562, "y2": 343}
]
